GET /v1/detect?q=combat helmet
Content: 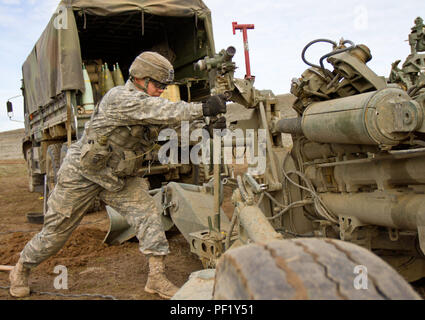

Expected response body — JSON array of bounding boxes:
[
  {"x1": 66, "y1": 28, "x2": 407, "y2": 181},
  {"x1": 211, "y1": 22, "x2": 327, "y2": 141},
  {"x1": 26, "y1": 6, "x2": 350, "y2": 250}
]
[{"x1": 129, "y1": 51, "x2": 174, "y2": 85}]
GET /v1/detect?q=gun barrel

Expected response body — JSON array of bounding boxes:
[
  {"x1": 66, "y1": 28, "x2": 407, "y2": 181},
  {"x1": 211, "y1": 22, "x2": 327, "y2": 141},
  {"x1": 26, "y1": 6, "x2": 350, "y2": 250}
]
[{"x1": 277, "y1": 88, "x2": 423, "y2": 146}]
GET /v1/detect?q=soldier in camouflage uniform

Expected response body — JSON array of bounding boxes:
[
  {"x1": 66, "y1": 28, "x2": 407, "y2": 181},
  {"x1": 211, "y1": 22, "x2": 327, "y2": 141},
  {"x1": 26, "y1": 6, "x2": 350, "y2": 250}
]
[{"x1": 9, "y1": 51, "x2": 227, "y2": 299}]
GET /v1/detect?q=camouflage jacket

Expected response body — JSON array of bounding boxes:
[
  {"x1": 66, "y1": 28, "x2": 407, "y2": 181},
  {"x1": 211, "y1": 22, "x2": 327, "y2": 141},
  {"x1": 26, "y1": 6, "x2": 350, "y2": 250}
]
[
  {"x1": 73, "y1": 80, "x2": 204, "y2": 191},
  {"x1": 89, "y1": 80, "x2": 203, "y2": 135}
]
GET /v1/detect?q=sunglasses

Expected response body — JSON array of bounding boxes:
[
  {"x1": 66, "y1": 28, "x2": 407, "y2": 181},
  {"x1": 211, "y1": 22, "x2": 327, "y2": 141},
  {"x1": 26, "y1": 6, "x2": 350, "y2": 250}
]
[{"x1": 149, "y1": 78, "x2": 168, "y2": 90}]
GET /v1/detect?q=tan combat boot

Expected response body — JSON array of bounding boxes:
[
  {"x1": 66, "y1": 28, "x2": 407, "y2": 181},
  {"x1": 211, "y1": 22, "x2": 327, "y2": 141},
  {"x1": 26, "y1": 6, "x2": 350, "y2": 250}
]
[
  {"x1": 9, "y1": 259, "x2": 31, "y2": 298},
  {"x1": 144, "y1": 255, "x2": 179, "y2": 299}
]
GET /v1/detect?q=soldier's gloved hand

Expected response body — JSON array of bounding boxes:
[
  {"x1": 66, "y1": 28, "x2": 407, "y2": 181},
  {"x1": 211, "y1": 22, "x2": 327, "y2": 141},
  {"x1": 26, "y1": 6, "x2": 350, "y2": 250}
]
[{"x1": 202, "y1": 94, "x2": 227, "y2": 117}]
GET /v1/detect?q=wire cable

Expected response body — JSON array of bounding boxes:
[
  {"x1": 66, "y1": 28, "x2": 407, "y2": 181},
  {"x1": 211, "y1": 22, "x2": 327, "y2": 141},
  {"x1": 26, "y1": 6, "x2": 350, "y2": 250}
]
[{"x1": 281, "y1": 152, "x2": 339, "y2": 223}]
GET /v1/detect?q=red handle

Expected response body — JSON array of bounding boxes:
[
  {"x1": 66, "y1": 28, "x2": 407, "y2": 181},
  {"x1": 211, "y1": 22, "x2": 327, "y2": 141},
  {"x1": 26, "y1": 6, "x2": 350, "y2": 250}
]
[{"x1": 232, "y1": 22, "x2": 255, "y2": 80}]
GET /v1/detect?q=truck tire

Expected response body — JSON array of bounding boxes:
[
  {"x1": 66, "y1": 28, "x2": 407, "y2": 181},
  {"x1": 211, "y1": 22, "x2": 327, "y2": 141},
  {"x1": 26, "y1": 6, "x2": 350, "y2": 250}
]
[
  {"x1": 25, "y1": 148, "x2": 43, "y2": 193},
  {"x1": 45, "y1": 144, "x2": 62, "y2": 197},
  {"x1": 213, "y1": 238, "x2": 422, "y2": 300},
  {"x1": 59, "y1": 143, "x2": 68, "y2": 166}
]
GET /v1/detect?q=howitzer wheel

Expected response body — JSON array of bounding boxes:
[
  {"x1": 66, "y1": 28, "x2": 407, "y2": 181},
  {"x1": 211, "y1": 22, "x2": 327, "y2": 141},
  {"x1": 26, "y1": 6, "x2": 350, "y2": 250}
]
[
  {"x1": 59, "y1": 143, "x2": 68, "y2": 166},
  {"x1": 213, "y1": 238, "x2": 422, "y2": 300}
]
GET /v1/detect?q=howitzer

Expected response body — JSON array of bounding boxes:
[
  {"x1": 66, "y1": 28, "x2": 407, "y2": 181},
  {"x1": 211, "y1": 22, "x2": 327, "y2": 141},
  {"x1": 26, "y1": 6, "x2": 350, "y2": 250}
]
[
  {"x1": 234, "y1": 28, "x2": 425, "y2": 284},
  {"x1": 174, "y1": 19, "x2": 425, "y2": 300},
  {"x1": 105, "y1": 23, "x2": 425, "y2": 298}
]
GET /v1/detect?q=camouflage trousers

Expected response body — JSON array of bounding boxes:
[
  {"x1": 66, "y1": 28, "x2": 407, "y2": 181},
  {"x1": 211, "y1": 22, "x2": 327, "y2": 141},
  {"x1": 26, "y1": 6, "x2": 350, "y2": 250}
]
[{"x1": 19, "y1": 149, "x2": 169, "y2": 269}]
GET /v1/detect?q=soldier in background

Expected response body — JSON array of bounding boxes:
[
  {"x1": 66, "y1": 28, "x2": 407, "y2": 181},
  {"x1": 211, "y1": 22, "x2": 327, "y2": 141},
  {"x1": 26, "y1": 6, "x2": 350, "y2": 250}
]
[{"x1": 9, "y1": 51, "x2": 227, "y2": 299}]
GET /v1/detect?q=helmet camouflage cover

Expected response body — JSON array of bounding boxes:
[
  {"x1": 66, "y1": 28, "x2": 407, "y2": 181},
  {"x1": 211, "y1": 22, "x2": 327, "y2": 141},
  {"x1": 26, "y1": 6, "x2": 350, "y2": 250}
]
[{"x1": 129, "y1": 51, "x2": 174, "y2": 84}]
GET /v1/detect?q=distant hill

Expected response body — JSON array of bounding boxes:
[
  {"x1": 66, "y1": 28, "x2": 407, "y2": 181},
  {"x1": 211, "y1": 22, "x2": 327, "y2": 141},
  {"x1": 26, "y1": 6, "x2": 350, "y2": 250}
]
[{"x1": 0, "y1": 129, "x2": 24, "y2": 160}]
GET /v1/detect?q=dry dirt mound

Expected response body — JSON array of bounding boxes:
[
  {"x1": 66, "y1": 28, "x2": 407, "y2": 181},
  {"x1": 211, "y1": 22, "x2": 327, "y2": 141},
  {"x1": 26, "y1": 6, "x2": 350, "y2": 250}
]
[
  {"x1": 0, "y1": 161, "x2": 204, "y2": 300},
  {"x1": 0, "y1": 129, "x2": 24, "y2": 160},
  {"x1": 0, "y1": 227, "x2": 128, "y2": 269}
]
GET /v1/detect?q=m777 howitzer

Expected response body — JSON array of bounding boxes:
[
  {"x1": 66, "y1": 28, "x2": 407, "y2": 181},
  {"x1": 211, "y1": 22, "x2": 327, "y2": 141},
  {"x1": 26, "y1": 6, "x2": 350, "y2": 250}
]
[
  {"x1": 169, "y1": 20, "x2": 425, "y2": 300},
  {"x1": 108, "y1": 22, "x2": 425, "y2": 298},
  {"x1": 272, "y1": 27, "x2": 425, "y2": 284}
]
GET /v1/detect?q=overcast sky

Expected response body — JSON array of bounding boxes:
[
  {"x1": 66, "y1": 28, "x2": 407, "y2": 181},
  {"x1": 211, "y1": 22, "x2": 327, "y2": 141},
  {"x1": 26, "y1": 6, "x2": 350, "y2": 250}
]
[{"x1": 0, "y1": 0, "x2": 424, "y2": 132}]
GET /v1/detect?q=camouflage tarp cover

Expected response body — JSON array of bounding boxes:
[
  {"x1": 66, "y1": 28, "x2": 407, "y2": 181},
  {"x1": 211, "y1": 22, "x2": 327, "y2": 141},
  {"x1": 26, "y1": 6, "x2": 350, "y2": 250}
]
[
  {"x1": 22, "y1": 0, "x2": 213, "y2": 114},
  {"x1": 69, "y1": 0, "x2": 210, "y2": 17}
]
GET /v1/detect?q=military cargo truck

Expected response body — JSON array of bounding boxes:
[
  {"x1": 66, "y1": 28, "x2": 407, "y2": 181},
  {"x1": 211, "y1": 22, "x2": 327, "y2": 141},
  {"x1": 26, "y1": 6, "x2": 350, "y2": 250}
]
[{"x1": 9, "y1": 0, "x2": 216, "y2": 197}]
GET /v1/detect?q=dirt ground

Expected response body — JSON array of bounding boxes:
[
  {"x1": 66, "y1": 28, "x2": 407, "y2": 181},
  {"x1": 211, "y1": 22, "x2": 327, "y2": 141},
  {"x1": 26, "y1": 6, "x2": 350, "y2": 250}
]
[
  {"x1": 1, "y1": 160, "x2": 424, "y2": 300},
  {"x1": 0, "y1": 159, "x2": 239, "y2": 300}
]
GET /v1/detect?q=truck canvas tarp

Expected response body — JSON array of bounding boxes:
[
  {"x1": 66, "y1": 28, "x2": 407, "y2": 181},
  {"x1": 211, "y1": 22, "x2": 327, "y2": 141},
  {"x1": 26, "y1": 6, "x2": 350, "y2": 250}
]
[{"x1": 22, "y1": 0, "x2": 215, "y2": 114}]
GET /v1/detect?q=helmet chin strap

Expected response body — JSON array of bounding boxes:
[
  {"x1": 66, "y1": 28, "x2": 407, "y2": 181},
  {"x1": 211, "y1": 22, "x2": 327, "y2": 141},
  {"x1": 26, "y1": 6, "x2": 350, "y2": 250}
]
[{"x1": 131, "y1": 76, "x2": 149, "y2": 94}]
